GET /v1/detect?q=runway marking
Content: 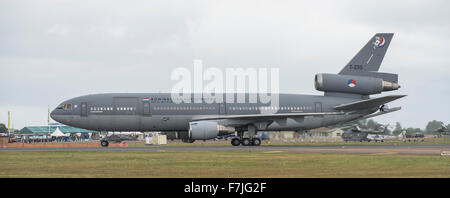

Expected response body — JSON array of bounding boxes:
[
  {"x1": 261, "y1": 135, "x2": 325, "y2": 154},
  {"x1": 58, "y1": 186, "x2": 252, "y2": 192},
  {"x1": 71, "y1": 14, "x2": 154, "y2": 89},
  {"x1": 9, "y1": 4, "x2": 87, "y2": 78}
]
[
  {"x1": 369, "y1": 152, "x2": 398, "y2": 155},
  {"x1": 263, "y1": 151, "x2": 284, "y2": 154}
]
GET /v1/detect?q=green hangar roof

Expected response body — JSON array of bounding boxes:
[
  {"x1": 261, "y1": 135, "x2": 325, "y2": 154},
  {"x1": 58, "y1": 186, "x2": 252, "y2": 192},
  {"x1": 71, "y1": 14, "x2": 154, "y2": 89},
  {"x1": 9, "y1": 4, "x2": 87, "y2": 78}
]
[{"x1": 18, "y1": 126, "x2": 97, "y2": 134}]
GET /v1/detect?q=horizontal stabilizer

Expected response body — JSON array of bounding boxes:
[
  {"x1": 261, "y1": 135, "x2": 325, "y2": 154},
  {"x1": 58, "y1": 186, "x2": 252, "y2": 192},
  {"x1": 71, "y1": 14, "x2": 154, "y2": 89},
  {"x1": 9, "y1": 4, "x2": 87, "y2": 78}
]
[
  {"x1": 333, "y1": 95, "x2": 406, "y2": 111},
  {"x1": 361, "y1": 106, "x2": 401, "y2": 119}
]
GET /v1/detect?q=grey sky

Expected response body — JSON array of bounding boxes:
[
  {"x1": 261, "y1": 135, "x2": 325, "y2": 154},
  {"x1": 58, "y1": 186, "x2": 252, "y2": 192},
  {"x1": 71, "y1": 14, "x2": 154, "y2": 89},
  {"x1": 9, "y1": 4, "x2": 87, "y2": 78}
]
[{"x1": 1, "y1": 0, "x2": 449, "y2": 129}]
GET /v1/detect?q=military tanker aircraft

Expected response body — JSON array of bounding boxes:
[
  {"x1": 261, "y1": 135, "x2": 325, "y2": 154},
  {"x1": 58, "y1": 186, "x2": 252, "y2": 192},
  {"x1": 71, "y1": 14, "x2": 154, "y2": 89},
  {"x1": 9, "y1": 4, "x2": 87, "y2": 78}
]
[{"x1": 51, "y1": 33, "x2": 405, "y2": 146}]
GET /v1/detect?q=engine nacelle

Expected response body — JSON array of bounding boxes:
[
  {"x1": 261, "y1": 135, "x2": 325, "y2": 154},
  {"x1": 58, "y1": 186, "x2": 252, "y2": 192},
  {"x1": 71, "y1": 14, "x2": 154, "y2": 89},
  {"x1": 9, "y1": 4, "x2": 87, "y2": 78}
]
[
  {"x1": 315, "y1": 73, "x2": 400, "y2": 95},
  {"x1": 188, "y1": 121, "x2": 234, "y2": 140}
]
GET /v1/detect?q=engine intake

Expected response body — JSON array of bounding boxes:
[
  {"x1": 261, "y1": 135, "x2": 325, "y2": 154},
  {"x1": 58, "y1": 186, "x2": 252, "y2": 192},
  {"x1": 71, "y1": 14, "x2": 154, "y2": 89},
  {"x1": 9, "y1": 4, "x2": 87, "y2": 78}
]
[
  {"x1": 188, "y1": 121, "x2": 234, "y2": 140},
  {"x1": 315, "y1": 73, "x2": 400, "y2": 95}
]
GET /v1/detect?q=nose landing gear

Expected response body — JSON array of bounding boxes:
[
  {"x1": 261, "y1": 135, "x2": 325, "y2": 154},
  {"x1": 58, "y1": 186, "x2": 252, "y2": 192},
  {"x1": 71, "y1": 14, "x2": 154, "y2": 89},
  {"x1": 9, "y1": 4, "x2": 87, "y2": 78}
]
[{"x1": 100, "y1": 140, "x2": 109, "y2": 147}]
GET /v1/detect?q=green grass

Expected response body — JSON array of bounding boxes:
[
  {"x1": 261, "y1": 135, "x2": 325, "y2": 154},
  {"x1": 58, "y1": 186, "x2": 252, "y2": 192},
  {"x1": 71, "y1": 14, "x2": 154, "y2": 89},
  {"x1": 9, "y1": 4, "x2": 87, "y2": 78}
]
[
  {"x1": 127, "y1": 138, "x2": 450, "y2": 147},
  {"x1": 1, "y1": 151, "x2": 449, "y2": 178}
]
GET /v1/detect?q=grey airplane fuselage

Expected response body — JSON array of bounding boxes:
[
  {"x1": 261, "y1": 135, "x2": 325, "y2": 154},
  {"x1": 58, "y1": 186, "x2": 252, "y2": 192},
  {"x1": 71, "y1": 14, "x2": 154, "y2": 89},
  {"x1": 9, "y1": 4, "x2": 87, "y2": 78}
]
[
  {"x1": 50, "y1": 93, "x2": 374, "y2": 132},
  {"x1": 50, "y1": 33, "x2": 403, "y2": 142}
]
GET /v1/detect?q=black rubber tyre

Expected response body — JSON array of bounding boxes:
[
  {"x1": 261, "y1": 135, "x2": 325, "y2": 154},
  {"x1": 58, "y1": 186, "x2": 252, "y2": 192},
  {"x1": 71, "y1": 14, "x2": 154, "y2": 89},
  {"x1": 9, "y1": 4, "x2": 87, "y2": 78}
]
[
  {"x1": 101, "y1": 140, "x2": 109, "y2": 147},
  {"x1": 252, "y1": 138, "x2": 261, "y2": 146},
  {"x1": 241, "y1": 138, "x2": 251, "y2": 146},
  {"x1": 231, "y1": 138, "x2": 241, "y2": 146}
]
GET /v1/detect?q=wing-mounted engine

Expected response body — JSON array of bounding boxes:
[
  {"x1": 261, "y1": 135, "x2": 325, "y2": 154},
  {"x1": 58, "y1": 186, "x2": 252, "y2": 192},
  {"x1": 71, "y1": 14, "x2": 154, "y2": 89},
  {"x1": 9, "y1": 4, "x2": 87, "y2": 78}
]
[
  {"x1": 315, "y1": 73, "x2": 400, "y2": 95},
  {"x1": 188, "y1": 121, "x2": 234, "y2": 140}
]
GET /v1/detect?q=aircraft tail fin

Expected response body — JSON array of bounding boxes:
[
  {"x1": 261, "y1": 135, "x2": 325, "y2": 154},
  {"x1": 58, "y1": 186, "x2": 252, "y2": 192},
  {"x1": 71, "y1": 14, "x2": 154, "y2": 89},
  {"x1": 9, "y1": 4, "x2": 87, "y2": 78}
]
[
  {"x1": 316, "y1": 33, "x2": 401, "y2": 98},
  {"x1": 339, "y1": 33, "x2": 394, "y2": 78}
]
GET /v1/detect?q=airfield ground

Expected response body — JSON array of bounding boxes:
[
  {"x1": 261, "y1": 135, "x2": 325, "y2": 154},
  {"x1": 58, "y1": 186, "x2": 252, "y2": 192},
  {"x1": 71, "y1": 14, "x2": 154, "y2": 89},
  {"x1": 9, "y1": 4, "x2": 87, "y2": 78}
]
[
  {"x1": 1, "y1": 139, "x2": 449, "y2": 177},
  {"x1": 1, "y1": 150, "x2": 449, "y2": 178}
]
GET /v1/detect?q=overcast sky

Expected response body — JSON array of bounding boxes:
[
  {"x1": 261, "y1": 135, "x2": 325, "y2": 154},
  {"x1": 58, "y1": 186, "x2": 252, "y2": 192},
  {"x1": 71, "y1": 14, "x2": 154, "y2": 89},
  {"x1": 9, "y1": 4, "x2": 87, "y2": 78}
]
[{"x1": 1, "y1": 0, "x2": 449, "y2": 129}]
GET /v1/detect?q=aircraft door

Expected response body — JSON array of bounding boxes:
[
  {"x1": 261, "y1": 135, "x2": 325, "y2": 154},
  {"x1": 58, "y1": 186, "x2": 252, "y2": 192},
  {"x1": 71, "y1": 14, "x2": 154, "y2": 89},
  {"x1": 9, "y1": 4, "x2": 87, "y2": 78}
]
[
  {"x1": 218, "y1": 103, "x2": 226, "y2": 115},
  {"x1": 81, "y1": 102, "x2": 87, "y2": 117},
  {"x1": 314, "y1": 102, "x2": 322, "y2": 113},
  {"x1": 143, "y1": 101, "x2": 151, "y2": 116}
]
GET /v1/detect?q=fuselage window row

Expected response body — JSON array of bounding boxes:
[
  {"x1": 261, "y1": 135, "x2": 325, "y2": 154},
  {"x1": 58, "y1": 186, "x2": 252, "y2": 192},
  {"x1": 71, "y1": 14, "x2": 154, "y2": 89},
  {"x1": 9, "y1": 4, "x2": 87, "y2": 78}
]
[
  {"x1": 89, "y1": 107, "x2": 136, "y2": 111},
  {"x1": 153, "y1": 106, "x2": 216, "y2": 111},
  {"x1": 87, "y1": 106, "x2": 313, "y2": 112}
]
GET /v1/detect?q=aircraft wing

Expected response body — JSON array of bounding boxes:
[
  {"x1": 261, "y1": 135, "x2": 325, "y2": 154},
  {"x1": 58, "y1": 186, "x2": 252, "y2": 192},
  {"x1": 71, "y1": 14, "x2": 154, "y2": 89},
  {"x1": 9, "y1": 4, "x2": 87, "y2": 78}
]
[
  {"x1": 333, "y1": 95, "x2": 406, "y2": 111},
  {"x1": 192, "y1": 112, "x2": 344, "y2": 121}
]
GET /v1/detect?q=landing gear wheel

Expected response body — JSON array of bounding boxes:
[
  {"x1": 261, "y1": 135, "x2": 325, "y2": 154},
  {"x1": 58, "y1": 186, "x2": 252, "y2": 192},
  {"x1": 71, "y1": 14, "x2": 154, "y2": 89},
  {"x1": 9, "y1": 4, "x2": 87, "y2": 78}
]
[
  {"x1": 231, "y1": 138, "x2": 241, "y2": 146},
  {"x1": 252, "y1": 138, "x2": 261, "y2": 146},
  {"x1": 101, "y1": 140, "x2": 109, "y2": 147},
  {"x1": 241, "y1": 138, "x2": 251, "y2": 146}
]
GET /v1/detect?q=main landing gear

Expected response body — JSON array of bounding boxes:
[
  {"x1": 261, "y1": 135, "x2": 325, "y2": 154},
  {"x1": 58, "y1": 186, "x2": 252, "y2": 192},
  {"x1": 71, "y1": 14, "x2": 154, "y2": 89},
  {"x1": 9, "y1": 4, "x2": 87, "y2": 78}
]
[
  {"x1": 231, "y1": 127, "x2": 261, "y2": 146},
  {"x1": 230, "y1": 137, "x2": 262, "y2": 146}
]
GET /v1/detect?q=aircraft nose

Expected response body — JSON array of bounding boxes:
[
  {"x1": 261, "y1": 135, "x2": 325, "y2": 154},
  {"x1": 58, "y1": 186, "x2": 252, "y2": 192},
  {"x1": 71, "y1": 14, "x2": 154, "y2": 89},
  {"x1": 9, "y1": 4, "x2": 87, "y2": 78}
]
[{"x1": 50, "y1": 109, "x2": 60, "y2": 122}]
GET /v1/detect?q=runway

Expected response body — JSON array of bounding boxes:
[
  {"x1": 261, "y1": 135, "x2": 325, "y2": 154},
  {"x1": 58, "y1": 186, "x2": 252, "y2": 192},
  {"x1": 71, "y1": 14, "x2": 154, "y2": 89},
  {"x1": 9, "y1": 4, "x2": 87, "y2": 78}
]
[{"x1": 2, "y1": 144, "x2": 450, "y2": 155}]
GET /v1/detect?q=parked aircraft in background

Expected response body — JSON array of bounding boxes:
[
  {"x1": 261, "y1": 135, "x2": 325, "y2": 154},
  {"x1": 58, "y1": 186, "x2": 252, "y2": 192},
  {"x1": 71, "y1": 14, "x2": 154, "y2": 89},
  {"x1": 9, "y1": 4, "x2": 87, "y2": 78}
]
[
  {"x1": 51, "y1": 33, "x2": 405, "y2": 147},
  {"x1": 436, "y1": 124, "x2": 450, "y2": 136},
  {"x1": 366, "y1": 131, "x2": 405, "y2": 142}
]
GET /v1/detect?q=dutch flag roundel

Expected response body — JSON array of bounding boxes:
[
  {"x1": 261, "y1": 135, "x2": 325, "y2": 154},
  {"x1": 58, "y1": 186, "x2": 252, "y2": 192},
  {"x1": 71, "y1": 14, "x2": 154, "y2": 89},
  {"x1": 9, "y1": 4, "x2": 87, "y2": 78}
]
[{"x1": 348, "y1": 79, "x2": 356, "y2": 87}]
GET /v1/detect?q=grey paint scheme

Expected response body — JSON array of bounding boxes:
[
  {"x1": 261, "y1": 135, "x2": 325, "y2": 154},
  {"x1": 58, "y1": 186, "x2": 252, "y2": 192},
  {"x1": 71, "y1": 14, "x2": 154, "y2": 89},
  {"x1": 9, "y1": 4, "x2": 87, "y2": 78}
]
[
  {"x1": 50, "y1": 33, "x2": 404, "y2": 137},
  {"x1": 51, "y1": 93, "x2": 370, "y2": 132},
  {"x1": 315, "y1": 73, "x2": 385, "y2": 95},
  {"x1": 339, "y1": 33, "x2": 393, "y2": 75}
]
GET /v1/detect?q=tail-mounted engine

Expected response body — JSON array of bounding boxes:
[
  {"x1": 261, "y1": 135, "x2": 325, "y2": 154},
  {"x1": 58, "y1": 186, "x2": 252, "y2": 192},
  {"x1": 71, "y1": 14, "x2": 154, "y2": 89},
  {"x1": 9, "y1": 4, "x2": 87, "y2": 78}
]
[{"x1": 315, "y1": 73, "x2": 400, "y2": 95}]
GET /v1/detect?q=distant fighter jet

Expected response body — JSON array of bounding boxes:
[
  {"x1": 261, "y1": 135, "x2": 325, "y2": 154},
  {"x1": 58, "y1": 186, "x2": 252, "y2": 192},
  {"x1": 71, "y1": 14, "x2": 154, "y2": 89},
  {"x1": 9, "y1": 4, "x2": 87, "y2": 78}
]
[
  {"x1": 51, "y1": 33, "x2": 406, "y2": 147},
  {"x1": 435, "y1": 124, "x2": 450, "y2": 136}
]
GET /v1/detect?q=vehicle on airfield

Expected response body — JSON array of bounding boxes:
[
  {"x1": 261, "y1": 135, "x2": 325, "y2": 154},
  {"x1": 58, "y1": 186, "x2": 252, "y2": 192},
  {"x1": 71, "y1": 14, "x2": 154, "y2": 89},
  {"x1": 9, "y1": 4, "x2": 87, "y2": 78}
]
[
  {"x1": 100, "y1": 134, "x2": 138, "y2": 147},
  {"x1": 51, "y1": 33, "x2": 405, "y2": 147}
]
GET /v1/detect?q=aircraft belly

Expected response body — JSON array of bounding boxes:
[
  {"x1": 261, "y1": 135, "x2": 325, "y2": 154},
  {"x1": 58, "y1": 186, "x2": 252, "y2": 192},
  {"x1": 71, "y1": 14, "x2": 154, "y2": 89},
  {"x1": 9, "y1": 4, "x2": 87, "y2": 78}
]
[
  {"x1": 143, "y1": 115, "x2": 190, "y2": 131},
  {"x1": 266, "y1": 114, "x2": 362, "y2": 131}
]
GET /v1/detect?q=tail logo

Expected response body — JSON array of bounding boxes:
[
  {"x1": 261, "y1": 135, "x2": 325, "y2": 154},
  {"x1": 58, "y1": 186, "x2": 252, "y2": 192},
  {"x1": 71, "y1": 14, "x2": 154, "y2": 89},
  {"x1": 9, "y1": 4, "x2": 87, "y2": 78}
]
[
  {"x1": 347, "y1": 79, "x2": 356, "y2": 87},
  {"x1": 373, "y1": 36, "x2": 385, "y2": 49}
]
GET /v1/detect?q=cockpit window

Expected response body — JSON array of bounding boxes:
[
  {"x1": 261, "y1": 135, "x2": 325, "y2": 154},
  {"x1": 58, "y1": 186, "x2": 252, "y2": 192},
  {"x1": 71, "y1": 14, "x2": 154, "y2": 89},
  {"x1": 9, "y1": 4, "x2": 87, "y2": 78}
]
[{"x1": 62, "y1": 104, "x2": 72, "y2": 110}]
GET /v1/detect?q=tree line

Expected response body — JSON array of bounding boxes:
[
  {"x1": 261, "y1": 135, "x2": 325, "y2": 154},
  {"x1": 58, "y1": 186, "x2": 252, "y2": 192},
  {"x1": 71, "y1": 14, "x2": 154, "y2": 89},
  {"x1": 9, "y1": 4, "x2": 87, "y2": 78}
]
[
  {"x1": 1, "y1": 120, "x2": 449, "y2": 135},
  {"x1": 355, "y1": 119, "x2": 449, "y2": 135}
]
